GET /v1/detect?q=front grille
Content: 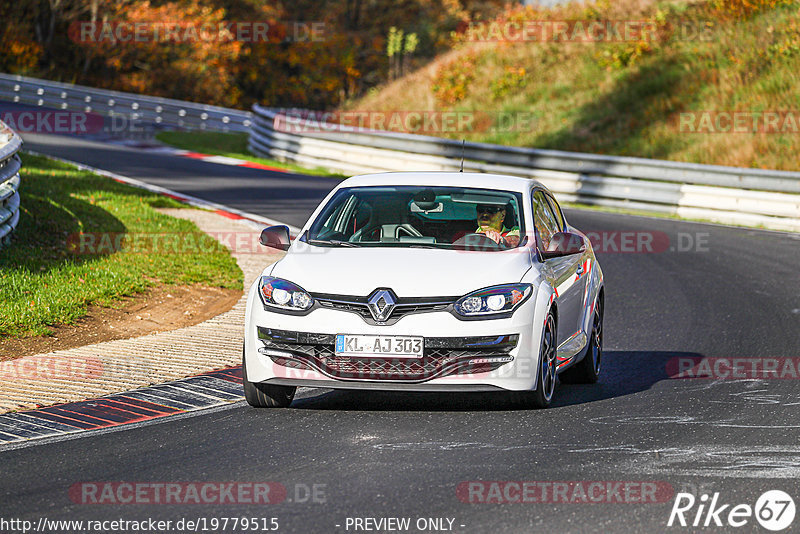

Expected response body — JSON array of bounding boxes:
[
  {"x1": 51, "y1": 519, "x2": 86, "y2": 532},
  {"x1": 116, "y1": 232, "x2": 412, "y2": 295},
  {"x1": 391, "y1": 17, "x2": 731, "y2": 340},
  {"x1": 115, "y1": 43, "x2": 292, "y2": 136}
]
[
  {"x1": 258, "y1": 327, "x2": 517, "y2": 382},
  {"x1": 317, "y1": 300, "x2": 372, "y2": 320},
  {"x1": 314, "y1": 294, "x2": 454, "y2": 325},
  {"x1": 322, "y1": 357, "x2": 435, "y2": 379}
]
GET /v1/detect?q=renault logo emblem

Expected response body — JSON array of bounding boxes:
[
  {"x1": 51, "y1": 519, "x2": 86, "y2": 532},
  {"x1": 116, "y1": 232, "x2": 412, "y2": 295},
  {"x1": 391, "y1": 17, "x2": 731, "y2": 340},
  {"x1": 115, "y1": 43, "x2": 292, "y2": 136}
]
[{"x1": 367, "y1": 289, "x2": 396, "y2": 322}]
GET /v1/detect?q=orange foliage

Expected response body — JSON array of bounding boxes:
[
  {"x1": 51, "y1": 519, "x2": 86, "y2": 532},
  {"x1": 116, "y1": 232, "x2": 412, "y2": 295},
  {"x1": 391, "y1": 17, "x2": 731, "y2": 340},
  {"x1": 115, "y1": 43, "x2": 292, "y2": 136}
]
[
  {"x1": 711, "y1": 0, "x2": 796, "y2": 19},
  {"x1": 432, "y1": 53, "x2": 478, "y2": 106},
  {"x1": 78, "y1": 1, "x2": 243, "y2": 106},
  {"x1": 1, "y1": 0, "x2": 507, "y2": 109}
]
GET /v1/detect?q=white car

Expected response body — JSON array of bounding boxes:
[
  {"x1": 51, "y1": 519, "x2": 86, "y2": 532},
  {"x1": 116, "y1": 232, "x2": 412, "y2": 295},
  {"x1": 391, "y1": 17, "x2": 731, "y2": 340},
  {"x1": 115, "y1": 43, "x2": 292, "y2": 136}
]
[{"x1": 243, "y1": 172, "x2": 604, "y2": 408}]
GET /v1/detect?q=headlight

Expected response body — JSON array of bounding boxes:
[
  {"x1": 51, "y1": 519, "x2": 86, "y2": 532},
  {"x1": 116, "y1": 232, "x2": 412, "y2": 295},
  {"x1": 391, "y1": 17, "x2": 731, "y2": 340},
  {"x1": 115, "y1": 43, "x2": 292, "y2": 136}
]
[
  {"x1": 454, "y1": 283, "x2": 532, "y2": 318},
  {"x1": 258, "y1": 276, "x2": 313, "y2": 311}
]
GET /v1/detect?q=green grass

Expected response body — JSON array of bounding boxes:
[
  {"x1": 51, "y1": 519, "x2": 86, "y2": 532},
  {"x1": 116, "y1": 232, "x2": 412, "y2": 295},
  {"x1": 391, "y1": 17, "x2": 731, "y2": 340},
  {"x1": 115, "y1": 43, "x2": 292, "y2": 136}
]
[
  {"x1": 0, "y1": 154, "x2": 242, "y2": 338},
  {"x1": 155, "y1": 131, "x2": 346, "y2": 178}
]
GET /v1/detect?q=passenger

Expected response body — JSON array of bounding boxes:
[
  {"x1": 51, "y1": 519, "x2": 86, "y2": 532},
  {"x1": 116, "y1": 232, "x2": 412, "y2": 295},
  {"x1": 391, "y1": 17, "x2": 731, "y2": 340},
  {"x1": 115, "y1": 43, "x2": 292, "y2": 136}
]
[{"x1": 475, "y1": 203, "x2": 520, "y2": 247}]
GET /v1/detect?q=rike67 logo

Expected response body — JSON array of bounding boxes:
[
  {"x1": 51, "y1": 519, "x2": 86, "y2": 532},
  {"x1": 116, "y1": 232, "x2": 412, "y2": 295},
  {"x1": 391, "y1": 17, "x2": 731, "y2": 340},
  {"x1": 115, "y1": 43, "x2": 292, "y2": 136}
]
[{"x1": 668, "y1": 490, "x2": 795, "y2": 531}]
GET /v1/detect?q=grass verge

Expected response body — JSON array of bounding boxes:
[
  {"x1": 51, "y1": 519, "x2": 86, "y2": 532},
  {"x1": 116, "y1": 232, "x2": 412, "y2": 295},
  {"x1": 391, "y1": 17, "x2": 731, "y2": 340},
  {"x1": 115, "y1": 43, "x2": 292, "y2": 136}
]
[
  {"x1": 0, "y1": 153, "x2": 242, "y2": 338},
  {"x1": 155, "y1": 130, "x2": 346, "y2": 178}
]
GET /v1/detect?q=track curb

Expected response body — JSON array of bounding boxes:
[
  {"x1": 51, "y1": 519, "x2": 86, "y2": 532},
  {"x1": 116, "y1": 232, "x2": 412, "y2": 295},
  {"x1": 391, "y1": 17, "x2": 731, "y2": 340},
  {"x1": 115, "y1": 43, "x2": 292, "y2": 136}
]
[{"x1": 1, "y1": 150, "x2": 300, "y2": 442}]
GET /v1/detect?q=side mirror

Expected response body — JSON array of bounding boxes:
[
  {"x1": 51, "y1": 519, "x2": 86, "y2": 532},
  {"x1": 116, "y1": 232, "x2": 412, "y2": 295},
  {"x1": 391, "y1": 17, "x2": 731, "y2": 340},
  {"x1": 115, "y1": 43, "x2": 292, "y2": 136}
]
[
  {"x1": 259, "y1": 225, "x2": 291, "y2": 251},
  {"x1": 541, "y1": 232, "x2": 586, "y2": 259}
]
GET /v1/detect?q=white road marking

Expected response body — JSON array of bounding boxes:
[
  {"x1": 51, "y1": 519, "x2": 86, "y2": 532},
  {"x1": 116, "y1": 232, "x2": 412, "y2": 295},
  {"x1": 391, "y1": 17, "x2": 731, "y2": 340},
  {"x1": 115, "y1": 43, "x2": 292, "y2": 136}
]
[
  {"x1": 589, "y1": 414, "x2": 800, "y2": 429},
  {"x1": 201, "y1": 155, "x2": 249, "y2": 166}
]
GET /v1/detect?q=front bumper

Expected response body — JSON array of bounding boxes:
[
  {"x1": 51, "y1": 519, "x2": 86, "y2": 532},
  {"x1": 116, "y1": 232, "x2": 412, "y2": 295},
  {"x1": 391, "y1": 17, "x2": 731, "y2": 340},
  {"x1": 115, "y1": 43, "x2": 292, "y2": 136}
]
[
  {"x1": 244, "y1": 282, "x2": 546, "y2": 392},
  {"x1": 258, "y1": 327, "x2": 517, "y2": 383}
]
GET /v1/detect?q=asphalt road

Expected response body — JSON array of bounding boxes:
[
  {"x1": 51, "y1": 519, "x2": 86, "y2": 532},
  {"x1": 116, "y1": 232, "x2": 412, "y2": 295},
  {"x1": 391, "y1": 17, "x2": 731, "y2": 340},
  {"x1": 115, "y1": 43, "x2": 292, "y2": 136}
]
[
  {"x1": 3, "y1": 130, "x2": 800, "y2": 533},
  {"x1": 19, "y1": 130, "x2": 339, "y2": 229}
]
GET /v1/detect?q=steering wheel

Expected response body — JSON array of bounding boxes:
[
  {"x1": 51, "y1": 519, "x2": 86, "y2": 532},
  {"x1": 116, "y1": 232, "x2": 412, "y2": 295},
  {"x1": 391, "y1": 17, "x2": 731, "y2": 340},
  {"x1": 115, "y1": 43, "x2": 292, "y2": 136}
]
[{"x1": 452, "y1": 233, "x2": 502, "y2": 250}]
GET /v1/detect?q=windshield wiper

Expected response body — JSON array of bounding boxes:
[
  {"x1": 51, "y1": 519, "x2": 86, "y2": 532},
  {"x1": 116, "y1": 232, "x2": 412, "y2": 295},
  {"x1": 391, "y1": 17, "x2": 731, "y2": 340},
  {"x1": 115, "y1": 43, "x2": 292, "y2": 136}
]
[{"x1": 306, "y1": 238, "x2": 360, "y2": 248}]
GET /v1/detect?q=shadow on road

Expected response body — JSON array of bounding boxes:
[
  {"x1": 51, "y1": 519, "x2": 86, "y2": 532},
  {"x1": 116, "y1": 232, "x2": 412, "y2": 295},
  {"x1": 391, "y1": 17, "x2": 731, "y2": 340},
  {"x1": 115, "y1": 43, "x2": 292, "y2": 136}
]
[{"x1": 288, "y1": 351, "x2": 703, "y2": 412}]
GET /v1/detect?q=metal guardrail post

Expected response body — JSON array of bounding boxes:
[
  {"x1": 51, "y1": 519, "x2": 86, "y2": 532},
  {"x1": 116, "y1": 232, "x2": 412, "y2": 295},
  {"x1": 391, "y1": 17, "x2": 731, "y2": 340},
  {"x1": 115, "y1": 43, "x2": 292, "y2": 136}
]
[
  {"x1": 0, "y1": 73, "x2": 253, "y2": 134},
  {"x1": 0, "y1": 119, "x2": 23, "y2": 248}
]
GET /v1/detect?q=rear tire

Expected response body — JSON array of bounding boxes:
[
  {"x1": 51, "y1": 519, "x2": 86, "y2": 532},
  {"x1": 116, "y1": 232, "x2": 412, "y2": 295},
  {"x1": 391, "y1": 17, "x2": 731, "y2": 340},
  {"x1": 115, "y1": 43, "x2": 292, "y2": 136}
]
[
  {"x1": 509, "y1": 311, "x2": 557, "y2": 409},
  {"x1": 560, "y1": 297, "x2": 603, "y2": 384},
  {"x1": 243, "y1": 348, "x2": 295, "y2": 408}
]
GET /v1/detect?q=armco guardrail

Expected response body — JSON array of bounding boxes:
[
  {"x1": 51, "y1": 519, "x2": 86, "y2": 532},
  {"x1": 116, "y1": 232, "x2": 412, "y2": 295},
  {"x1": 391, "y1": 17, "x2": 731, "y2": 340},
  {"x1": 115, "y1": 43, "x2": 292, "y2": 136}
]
[
  {"x1": 0, "y1": 119, "x2": 22, "y2": 248},
  {"x1": 0, "y1": 73, "x2": 251, "y2": 133},
  {"x1": 249, "y1": 105, "x2": 800, "y2": 232}
]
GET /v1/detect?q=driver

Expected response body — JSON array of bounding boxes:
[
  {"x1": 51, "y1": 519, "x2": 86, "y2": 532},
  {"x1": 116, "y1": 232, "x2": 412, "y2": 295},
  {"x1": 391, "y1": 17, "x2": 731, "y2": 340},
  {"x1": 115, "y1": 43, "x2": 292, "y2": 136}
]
[{"x1": 476, "y1": 203, "x2": 520, "y2": 247}]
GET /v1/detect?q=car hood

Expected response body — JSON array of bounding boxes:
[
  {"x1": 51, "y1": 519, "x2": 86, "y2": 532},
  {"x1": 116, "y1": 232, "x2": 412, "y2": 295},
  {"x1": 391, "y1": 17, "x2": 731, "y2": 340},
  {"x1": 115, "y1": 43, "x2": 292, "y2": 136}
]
[{"x1": 269, "y1": 246, "x2": 533, "y2": 297}]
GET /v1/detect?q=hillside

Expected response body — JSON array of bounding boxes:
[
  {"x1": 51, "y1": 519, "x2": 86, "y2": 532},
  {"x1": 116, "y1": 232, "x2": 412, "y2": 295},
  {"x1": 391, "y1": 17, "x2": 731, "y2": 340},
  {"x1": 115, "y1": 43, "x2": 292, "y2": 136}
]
[{"x1": 344, "y1": 0, "x2": 800, "y2": 170}]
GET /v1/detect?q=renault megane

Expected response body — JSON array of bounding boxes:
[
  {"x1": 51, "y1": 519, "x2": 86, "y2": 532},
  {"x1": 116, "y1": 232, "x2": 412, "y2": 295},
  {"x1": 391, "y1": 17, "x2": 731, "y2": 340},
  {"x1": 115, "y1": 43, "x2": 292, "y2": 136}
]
[{"x1": 243, "y1": 172, "x2": 604, "y2": 408}]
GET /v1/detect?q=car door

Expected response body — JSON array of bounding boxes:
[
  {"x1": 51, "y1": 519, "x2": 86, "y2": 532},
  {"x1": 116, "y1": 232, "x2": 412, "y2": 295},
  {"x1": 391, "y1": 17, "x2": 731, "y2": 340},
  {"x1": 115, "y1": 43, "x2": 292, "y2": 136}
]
[
  {"x1": 546, "y1": 190, "x2": 592, "y2": 328},
  {"x1": 532, "y1": 190, "x2": 584, "y2": 349}
]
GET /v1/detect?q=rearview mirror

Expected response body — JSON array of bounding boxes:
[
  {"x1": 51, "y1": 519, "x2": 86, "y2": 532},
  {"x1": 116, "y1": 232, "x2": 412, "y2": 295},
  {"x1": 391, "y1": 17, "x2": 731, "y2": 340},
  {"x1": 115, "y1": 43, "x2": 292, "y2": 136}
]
[
  {"x1": 411, "y1": 189, "x2": 443, "y2": 213},
  {"x1": 541, "y1": 232, "x2": 586, "y2": 259},
  {"x1": 259, "y1": 225, "x2": 291, "y2": 251},
  {"x1": 410, "y1": 201, "x2": 443, "y2": 213}
]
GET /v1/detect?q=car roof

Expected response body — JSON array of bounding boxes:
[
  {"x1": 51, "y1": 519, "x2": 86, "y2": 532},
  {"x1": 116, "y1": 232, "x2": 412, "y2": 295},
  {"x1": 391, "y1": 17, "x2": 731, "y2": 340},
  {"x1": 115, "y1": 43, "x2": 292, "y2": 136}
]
[{"x1": 341, "y1": 172, "x2": 545, "y2": 194}]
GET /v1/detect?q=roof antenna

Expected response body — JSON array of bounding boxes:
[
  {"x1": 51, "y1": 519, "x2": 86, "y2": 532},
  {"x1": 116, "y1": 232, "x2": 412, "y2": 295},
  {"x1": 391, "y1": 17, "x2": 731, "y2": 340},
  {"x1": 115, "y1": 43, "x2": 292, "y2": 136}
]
[{"x1": 459, "y1": 139, "x2": 465, "y2": 172}]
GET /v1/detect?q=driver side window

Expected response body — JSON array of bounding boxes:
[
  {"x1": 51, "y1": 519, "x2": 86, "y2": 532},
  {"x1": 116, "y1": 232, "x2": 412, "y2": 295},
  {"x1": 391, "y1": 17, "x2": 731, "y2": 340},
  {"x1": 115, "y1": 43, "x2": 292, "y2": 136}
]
[
  {"x1": 533, "y1": 190, "x2": 560, "y2": 252},
  {"x1": 342, "y1": 199, "x2": 374, "y2": 240},
  {"x1": 545, "y1": 193, "x2": 565, "y2": 231},
  {"x1": 317, "y1": 195, "x2": 357, "y2": 239}
]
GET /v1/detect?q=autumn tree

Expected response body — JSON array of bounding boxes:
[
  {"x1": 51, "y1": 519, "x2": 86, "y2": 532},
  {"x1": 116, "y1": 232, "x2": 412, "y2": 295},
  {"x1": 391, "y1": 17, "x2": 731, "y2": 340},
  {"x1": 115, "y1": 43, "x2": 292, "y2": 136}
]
[{"x1": 1, "y1": 0, "x2": 508, "y2": 109}]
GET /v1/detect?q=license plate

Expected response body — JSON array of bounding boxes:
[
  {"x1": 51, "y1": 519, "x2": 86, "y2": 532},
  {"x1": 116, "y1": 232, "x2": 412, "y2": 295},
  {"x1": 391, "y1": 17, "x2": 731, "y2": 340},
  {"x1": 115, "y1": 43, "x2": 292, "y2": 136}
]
[{"x1": 335, "y1": 335, "x2": 424, "y2": 358}]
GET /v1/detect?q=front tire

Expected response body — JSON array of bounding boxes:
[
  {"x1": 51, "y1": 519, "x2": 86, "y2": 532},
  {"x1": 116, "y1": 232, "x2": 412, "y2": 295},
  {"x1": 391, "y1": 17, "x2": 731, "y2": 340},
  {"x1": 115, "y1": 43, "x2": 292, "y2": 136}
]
[
  {"x1": 243, "y1": 348, "x2": 295, "y2": 408},
  {"x1": 509, "y1": 311, "x2": 557, "y2": 409},
  {"x1": 561, "y1": 297, "x2": 603, "y2": 384}
]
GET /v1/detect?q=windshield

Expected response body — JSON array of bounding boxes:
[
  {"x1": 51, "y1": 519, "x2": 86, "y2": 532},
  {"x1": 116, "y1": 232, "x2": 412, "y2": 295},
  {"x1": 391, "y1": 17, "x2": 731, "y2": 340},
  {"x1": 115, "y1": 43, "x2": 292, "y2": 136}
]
[{"x1": 306, "y1": 186, "x2": 525, "y2": 250}]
